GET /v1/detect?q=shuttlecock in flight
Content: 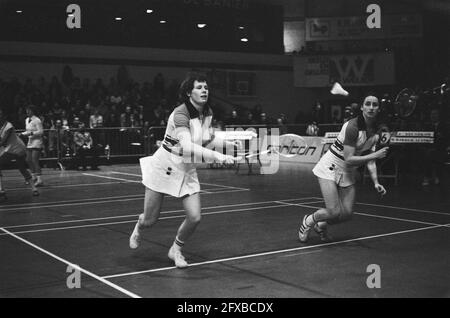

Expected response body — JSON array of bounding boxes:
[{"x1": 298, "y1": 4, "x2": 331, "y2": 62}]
[{"x1": 330, "y1": 82, "x2": 349, "y2": 96}]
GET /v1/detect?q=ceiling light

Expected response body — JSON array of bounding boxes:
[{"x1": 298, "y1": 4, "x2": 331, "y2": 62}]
[
  {"x1": 197, "y1": 23, "x2": 206, "y2": 28},
  {"x1": 115, "y1": 17, "x2": 122, "y2": 21},
  {"x1": 146, "y1": 9, "x2": 153, "y2": 14},
  {"x1": 240, "y1": 38, "x2": 248, "y2": 42}
]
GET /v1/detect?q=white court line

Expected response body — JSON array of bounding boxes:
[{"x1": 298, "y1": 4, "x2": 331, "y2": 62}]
[
  {"x1": 0, "y1": 227, "x2": 141, "y2": 298},
  {"x1": 309, "y1": 197, "x2": 450, "y2": 217},
  {"x1": 275, "y1": 201, "x2": 448, "y2": 227},
  {"x1": 280, "y1": 250, "x2": 323, "y2": 258},
  {"x1": 110, "y1": 171, "x2": 250, "y2": 191},
  {"x1": 0, "y1": 181, "x2": 131, "y2": 192},
  {"x1": 0, "y1": 194, "x2": 142, "y2": 211},
  {"x1": 82, "y1": 173, "x2": 141, "y2": 183},
  {"x1": 0, "y1": 188, "x2": 249, "y2": 212},
  {"x1": 108, "y1": 171, "x2": 141, "y2": 177},
  {"x1": 198, "y1": 182, "x2": 249, "y2": 191},
  {"x1": 355, "y1": 202, "x2": 450, "y2": 217},
  {"x1": 2, "y1": 197, "x2": 320, "y2": 230},
  {"x1": 102, "y1": 223, "x2": 450, "y2": 279},
  {"x1": 0, "y1": 201, "x2": 324, "y2": 236}
]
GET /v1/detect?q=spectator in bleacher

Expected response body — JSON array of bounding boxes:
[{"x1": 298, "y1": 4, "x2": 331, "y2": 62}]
[
  {"x1": 22, "y1": 105, "x2": 44, "y2": 187},
  {"x1": 120, "y1": 105, "x2": 133, "y2": 127},
  {"x1": 243, "y1": 111, "x2": 257, "y2": 126},
  {"x1": 306, "y1": 121, "x2": 319, "y2": 136},
  {"x1": 59, "y1": 109, "x2": 69, "y2": 129},
  {"x1": 312, "y1": 100, "x2": 323, "y2": 123},
  {"x1": 51, "y1": 101, "x2": 63, "y2": 119},
  {"x1": 110, "y1": 89, "x2": 123, "y2": 106},
  {"x1": 421, "y1": 108, "x2": 449, "y2": 186},
  {"x1": 71, "y1": 116, "x2": 81, "y2": 129},
  {"x1": 73, "y1": 122, "x2": 99, "y2": 171},
  {"x1": 89, "y1": 107, "x2": 104, "y2": 129},
  {"x1": 149, "y1": 103, "x2": 166, "y2": 126},
  {"x1": 258, "y1": 112, "x2": 271, "y2": 125},
  {"x1": 131, "y1": 108, "x2": 143, "y2": 127},
  {"x1": 279, "y1": 113, "x2": 288, "y2": 124},
  {"x1": 276, "y1": 118, "x2": 288, "y2": 135},
  {"x1": 224, "y1": 110, "x2": 240, "y2": 126}
]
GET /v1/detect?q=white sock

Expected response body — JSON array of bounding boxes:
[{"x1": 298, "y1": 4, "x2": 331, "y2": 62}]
[{"x1": 172, "y1": 236, "x2": 185, "y2": 251}]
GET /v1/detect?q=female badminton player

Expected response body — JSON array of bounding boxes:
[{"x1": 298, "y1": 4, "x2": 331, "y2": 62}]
[
  {"x1": 129, "y1": 74, "x2": 239, "y2": 268},
  {"x1": 298, "y1": 94, "x2": 389, "y2": 242},
  {"x1": 0, "y1": 107, "x2": 39, "y2": 198}
]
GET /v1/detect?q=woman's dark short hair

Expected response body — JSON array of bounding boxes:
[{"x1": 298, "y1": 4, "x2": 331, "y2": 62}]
[
  {"x1": 178, "y1": 73, "x2": 208, "y2": 104},
  {"x1": 363, "y1": 91, "x2": 378, "y2": 102}
]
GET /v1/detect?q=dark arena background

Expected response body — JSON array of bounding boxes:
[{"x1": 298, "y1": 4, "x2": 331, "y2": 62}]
[{"x1": 0, "y1": 0, "x2": 449, "y2": 304}]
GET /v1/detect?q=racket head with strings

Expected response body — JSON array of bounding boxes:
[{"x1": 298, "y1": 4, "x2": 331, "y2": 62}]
[{"x1": 394, "y1": 88, "x2": 417, "y2": 119}]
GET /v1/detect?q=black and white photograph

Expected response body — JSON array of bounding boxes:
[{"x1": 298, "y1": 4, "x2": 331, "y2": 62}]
[{"x1": 0, "y1": 0, "x2": 448, "y2": 302}]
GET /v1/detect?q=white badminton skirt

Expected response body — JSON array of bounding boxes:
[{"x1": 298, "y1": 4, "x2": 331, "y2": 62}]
[
  {"x1": 140, "y1": 148, "x2": 200, "y2": 198},
  {"x1": 312, "y1": 151, "x2": 356, "y2": 187}
]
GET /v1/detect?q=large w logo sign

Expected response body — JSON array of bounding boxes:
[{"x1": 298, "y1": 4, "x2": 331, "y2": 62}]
[{"x1": 329, "y1": 55, "x2": 375, "y2": 85}]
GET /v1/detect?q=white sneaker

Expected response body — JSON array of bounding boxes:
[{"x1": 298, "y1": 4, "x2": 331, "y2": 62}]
[
  {"x1": 129, "y1": 222, "x2": 141, "y2": 249},
  {"x1": 298, "y1": 215, "x2": 312, "y2": 243},
  {"x1": 168, "y1": 246, "x2": 188, "y2": 268}
]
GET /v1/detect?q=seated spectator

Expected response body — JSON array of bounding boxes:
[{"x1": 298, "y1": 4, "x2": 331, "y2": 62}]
[
  {"x1": 120, "y1": 105, "x2": 133, "y2": 127},
  {"x1": 71, "y1": 116, "x2": 81, "y2": 129},
  {"x1": 89, "y1": 108, "x2": 104, "y2": 128},
  {"x1": 224, "y1": 110, "x2": 240, "y2": 126},
  {"x1": 306, "y1": 121, "x2": 319, "y2": 136},
  {"x1": 149, "y1": 103, "x2": 166, "y2": 126},
  {"x1": 276, "y1": 118, "x2": 288, "y2": 135},
  {"x1": 243, "y1": 112, "x2": 257, "y2": 126},
  {"x1": 73, "y1": 122, "x2": 99, "y2": 170},
  {"x1": 258, "y1": 112, "x2": 271, "y2": 125}
]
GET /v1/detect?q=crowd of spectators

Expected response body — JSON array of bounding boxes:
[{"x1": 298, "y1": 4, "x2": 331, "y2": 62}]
[{"x1": 0, "y1": 69, "x2": 178, "y2": 132}]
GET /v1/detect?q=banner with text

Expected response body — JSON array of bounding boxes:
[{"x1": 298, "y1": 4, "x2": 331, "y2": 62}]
[
  {"x1": 293, "y1": 53, "x2": 395, "y2": 87},
  {"x1": 267, "y1": 136, "x2": 324, "y2": 163},
  {"x1": 305, "y1": 14, "x2": 422, "y2": 41}
]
